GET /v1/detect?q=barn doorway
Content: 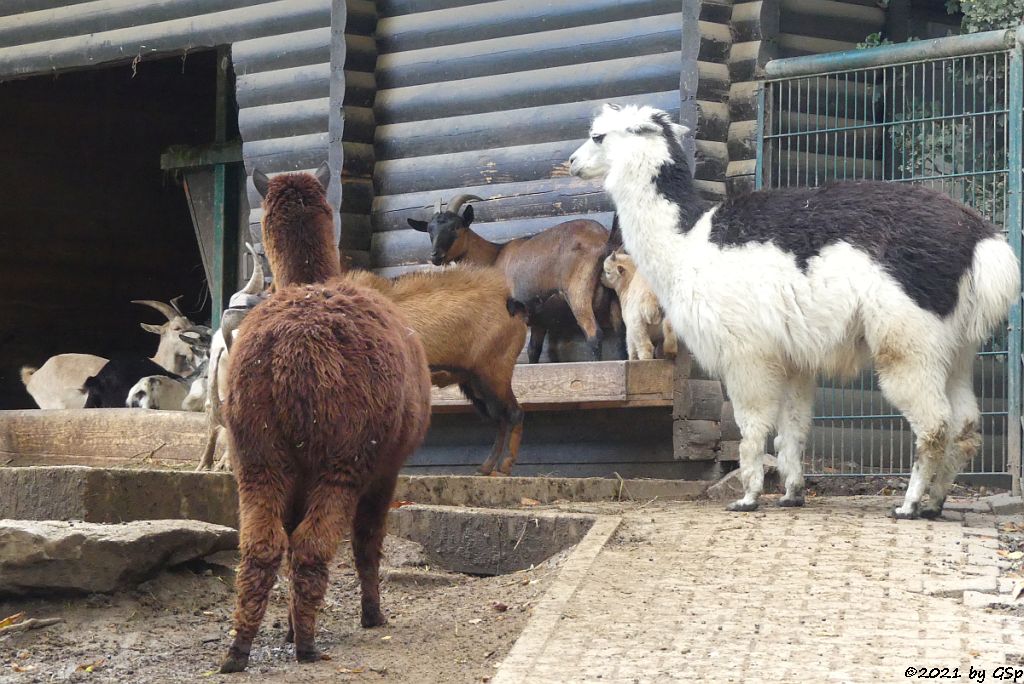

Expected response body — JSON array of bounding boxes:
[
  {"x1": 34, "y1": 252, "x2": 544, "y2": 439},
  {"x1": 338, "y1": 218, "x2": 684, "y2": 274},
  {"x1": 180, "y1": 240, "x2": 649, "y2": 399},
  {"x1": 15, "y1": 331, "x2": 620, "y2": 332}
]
[{"x1": 0, "y1": 51, "x2": 223, "y2": 409}]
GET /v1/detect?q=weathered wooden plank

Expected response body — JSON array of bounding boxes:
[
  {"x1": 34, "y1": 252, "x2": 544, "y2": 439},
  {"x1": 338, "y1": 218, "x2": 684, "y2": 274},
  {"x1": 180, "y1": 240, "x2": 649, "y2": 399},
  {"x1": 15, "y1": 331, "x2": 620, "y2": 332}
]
[
  {"x1": 375, "y1": 91, "x2": 680, "y2": 161},
  {"x1": 731, "y1": 1, "x2": 781, "y2": 43},
  {"x1": 672, "y1": 379, "x2": 725, "y2": 422},
  {"x1": 377, "y1": 0, "x2": 679, "y2": 52},
  {"x1": 231, "y1": 27, "x2": 330, "y2": 74},
  {"x1": 0, "y1": 0, "x2": 92, "y2": 19},
  {"x1": 700, "y1": 0, "x2": 733, "y2": 24},
  {"x1": 0, "y1": 0, "x2": 330, "y2": 79},
  {"x1": 374, "y1": 52, "x2": 685, "y2": 124},
  {"x1": 377, "y1": 14, "x2": 683, "y2": 89},
  {"x1": 728, "y1": 40, "x2": 778, "y2": 83},
  {"x1": 346, "y1": 0, "x2": 377, "y2": 35},
  {"x1": 780, "y1": 0, "x2": 884, "y2": 44}
]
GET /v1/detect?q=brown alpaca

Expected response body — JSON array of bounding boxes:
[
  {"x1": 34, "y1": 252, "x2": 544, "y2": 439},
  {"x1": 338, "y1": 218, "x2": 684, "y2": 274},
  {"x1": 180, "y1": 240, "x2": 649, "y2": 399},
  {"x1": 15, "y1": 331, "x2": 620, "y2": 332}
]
[
  {"x1": 220, "y1": 164, "x2": 431, "y2": 673},
  {"x1": 345, "y1": 266, "x2": 527, "y2": 474}
]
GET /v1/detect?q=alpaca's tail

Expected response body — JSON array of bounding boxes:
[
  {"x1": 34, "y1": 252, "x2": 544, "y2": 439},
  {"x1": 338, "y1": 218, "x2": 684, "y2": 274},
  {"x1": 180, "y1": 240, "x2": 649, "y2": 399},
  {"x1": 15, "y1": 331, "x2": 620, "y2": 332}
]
[
  {"x1": 968, "y1": 236, "x2": 1020, "y2": 343},
  {"x1": 20, "y1": 366, "x2": 37, "y2": 387}
]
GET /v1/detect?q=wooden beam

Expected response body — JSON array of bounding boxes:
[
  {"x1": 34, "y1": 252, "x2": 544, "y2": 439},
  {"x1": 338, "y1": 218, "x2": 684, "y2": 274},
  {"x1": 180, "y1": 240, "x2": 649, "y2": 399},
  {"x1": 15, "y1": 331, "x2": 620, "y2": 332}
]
[{"x1": 160, "y1": 141, "x2": 243, "y2": 171}]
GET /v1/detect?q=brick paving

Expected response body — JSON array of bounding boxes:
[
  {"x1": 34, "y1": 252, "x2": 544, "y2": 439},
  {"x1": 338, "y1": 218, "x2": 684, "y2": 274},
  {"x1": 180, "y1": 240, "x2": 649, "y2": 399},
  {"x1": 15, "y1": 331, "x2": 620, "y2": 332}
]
[{"x1": 495, "y1": 496, "x2": 1024, "y2": 684}]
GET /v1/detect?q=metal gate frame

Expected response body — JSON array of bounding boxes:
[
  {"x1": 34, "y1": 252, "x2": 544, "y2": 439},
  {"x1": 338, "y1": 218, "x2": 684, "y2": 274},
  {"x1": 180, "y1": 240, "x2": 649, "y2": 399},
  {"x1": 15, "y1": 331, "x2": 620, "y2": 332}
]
[{"x1": 755, "y1": 29, "x2": 1023, "y2": 492}]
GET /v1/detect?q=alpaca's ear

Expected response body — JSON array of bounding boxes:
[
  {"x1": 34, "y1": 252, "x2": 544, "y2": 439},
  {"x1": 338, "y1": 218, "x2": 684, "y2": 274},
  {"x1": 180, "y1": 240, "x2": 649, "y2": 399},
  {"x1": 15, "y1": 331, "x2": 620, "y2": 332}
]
[
  {"x1": 314, "y1": 162, "x2": 331, "y2": 191},
  {"x1": 603, "y1": 102, "x2": 621, "y2": 112},
  {"x1": 252, "y1": 169, "x2": 270, "y2": 198},
  {"x1": 627, "y1": 119, "x2": 662, "y2": 136},
  {"x1": 461, "y1": 204, "x2": 474, "y2": 226},
  {"x1": 408, "y1": 218, "x2": 429, "y2": 232},
  {"x1": 670, "y1": 123, "x2": 691, "y2": 141}
]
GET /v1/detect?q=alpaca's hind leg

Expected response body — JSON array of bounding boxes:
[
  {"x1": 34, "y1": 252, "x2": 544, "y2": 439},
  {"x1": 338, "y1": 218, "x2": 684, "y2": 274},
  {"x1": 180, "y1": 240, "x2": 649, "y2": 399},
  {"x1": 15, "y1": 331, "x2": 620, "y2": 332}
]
[
  {"x1": 221, "y1": 479, "x2": 289, "y2": 673},
  {"x1": 724, "y1": 364, "x2": 785, "y2": 512},
  {"x1": 876, "y1": 359, "x2": 952, "y2": 520},
  {"x1": 352, "y1": 474, "x2": 399, "y2": 628},
  {"x1": 774, "y1": 372, "x2": 815, "y2": 507},
  {"x1": 288, "y1": 482, "x2": 356, "y2": 663},
  {"x1": 921, "y1": 348, "x2": 981, "y2": 519}
]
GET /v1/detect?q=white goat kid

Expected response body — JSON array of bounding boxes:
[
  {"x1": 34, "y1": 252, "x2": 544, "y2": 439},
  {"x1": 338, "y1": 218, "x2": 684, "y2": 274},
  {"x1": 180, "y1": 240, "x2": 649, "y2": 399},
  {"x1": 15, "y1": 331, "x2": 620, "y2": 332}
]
[
  {"x1": 601, "y1": 248, "x2": 677, "y2": 360},
  {"x1": 126, "y1": 375, "x2": 189, "y2": 410},
  {"x1": 570, "y1": 103, "x2": 1020, "y2": 519}
]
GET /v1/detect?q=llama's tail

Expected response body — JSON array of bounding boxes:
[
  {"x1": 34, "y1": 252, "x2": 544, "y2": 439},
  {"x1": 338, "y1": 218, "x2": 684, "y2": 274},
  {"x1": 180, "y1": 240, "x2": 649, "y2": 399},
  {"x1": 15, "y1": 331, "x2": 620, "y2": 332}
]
[
  {"x1": 20, "y1": 366, "x2": 37, "y2": 387},
  {"x1": 968, "y1": 236, "x2": 1020, "y2": 343}
]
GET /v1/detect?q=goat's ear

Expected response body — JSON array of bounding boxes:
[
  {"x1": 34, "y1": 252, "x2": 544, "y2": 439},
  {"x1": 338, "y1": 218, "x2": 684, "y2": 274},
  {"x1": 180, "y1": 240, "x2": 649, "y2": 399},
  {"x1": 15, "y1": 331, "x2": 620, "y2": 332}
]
[
  {"x1": 314, "y1": 162, "x2": 331, "y2": 191},
  {"x1": 252, "y1": 169, "x2": 270, "y2": 198},
  {"x1": 616, "y1": 264, "x2": 626, "y2": 275},
  {"x1": 140, "y1": 322, "x2": 163, "y2": 335},
  {"x1": 408, "y1": 218, "x2": 429, "y2": 232},
  {"x1": 461, "y1": 204, "x2": 474, "y2": 226}
]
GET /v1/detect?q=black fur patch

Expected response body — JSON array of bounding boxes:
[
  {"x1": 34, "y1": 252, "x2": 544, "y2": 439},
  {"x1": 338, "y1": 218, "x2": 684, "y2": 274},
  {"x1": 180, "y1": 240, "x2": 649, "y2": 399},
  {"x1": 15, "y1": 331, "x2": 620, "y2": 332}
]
[
  {"x1": 707, "y1": 182, "x2": 997, "y2": 317},
  {"x1": 653, "y1": 118, "x2": 712, "y2": 231}
]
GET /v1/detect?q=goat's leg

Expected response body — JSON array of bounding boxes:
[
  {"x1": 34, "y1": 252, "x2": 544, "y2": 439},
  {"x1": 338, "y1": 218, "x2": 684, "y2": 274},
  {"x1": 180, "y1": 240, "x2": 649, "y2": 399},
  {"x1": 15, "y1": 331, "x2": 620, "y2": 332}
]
[
  {"x1": 352, "y1": 474, "x2": 398, "y2": 628},
  {"x1": 877, "y1": 358, "x2": 952, "y2": 520},
  {"x1": 774, "y1": 372, "x2": 815, "y2": 507},
  {"x1": 921, "y1": 347, "x2": 980, "y2": 519},
  {"x1": 565, "y1": 286, "x2": 603, "y2": 361},
  {"x1": 625, "y1": 313, "x2": 654, "y2": 360},
  {"x1": 498, "y1": 396, "x2": 525, "y2": 475},
  {"x1": 661, "y1": 319, "x2": 678, "y2": 359},
  {"x1": 723, "y1": 365, "x2": 784, "y2": 512},
  {"x1": 527, "y1": 326, "x2": 546, "y2": 364},
  {"x1": 220, "y1": 478, "x2": 289, "y2": 673},
  {"x1": 197, "y1": 425, "x2": 219, "y2": 471},
  {"x1": 461, "y1": 379, "x2": 504, "y2": 475},
  {"x1": 288, "y1": 482, "x2": 355, "y2": 662}
]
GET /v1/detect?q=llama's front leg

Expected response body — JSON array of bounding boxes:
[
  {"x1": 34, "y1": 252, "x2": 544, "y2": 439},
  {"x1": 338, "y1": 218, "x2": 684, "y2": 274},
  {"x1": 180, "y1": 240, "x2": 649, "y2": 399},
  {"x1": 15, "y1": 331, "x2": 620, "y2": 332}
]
[
  {"x1": 775, "y1": 373, "x2": 815, "y2": 507},
  {"x1": 724, "y1": 368, "x2": 783, "y2": 512}
]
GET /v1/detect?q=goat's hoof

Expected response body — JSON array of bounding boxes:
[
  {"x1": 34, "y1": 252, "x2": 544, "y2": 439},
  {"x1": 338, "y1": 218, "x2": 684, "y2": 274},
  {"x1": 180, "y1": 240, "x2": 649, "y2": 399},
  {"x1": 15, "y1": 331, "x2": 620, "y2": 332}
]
[
  {"x1": 219, "y1": 652, "x2": 249, "y2": 674},
  {"x1": 777, "y1": 496, "x2": 805, "y2": 508},
  {"x1": 295, "y1": 647, "x2": 322, "y2": 663},
  {"x1": 360, "y1": 610, "x2": 387, "y2": 628},
  {"x1": 726, "y1": 500, "x2": 759, "y2": 512},
  {"x1": 487, "y1": 470, "x2": 509, "y2": 478},
  {"x1": 890, "y1": 503, "x2": 920, "y2": 520}
]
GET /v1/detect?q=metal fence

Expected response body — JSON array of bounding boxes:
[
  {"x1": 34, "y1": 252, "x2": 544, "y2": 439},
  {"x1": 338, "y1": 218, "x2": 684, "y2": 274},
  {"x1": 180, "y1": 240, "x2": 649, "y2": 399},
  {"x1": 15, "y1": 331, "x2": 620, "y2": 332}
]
[{"x1": 757, "y1": 29, "x2": 1023, "y2": 488}]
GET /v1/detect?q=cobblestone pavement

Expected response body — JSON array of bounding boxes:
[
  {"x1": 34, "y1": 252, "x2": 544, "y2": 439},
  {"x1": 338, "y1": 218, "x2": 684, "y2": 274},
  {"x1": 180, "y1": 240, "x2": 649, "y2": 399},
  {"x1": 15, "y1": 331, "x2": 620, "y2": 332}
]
[{"x1": 494, "y1": 496, "x2": 1024, "y2": 684}]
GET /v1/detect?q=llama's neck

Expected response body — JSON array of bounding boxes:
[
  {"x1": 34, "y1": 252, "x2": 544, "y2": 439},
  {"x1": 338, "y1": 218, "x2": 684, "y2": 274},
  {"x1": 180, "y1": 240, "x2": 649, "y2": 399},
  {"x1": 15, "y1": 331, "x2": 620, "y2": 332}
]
[
  {"x1": 266, "y1": 230, "x2": 342, "y2": 287},
  {"x1": 459, "y1": 230, "x2": 501, "y2": 265}
]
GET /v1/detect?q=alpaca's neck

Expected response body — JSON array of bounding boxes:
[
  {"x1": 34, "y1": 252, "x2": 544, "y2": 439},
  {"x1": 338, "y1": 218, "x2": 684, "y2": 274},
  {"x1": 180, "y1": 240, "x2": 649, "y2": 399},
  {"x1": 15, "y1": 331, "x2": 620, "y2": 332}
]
[
  {"x1": 460, "y1": 230, "x2": 501, "y2": 265},
  {"x1": 266, "y1": 230, "x2": 342, "y2": 287}
]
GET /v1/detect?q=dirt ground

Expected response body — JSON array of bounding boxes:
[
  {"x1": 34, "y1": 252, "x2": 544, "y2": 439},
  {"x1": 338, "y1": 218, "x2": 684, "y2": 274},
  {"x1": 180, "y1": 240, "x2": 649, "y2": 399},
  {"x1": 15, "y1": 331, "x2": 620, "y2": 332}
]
[{"x1": 0, "y1": 537, "x2": 564, "y2": 684}]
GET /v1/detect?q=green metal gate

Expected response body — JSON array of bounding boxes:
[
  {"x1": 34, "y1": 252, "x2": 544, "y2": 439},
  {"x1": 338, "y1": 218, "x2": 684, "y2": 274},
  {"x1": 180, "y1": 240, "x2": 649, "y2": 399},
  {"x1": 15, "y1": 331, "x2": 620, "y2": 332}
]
[{"x1": 757, "y1": 29, "x2": 1023, "y2": 490}]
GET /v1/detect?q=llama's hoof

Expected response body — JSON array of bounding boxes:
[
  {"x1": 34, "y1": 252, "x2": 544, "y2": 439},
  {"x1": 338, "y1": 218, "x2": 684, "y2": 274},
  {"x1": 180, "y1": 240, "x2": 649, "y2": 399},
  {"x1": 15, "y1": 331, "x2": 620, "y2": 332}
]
[
  {"x1": 219, "y1": 652, "x2": 249, "y2": 674},
  {"x1": 726, "y1": 499, "x2": 759, "y2": 512},
  {"x1": 284, "y1": 627, "x2": 294, "y2": 643},
  {"x1": 295, "y1": 647, "x2": 322, "y2": 663},
  {"x1": 918, "y1": 497, "x2": 946, "y2": 520},
  {"x1": 361, "y1": 610, "x2": 387, "y2": 628},
  {"x1": 777, "y1": 495, "x2": 805, "y2": 508},
  {"x1": 890, "y1": 503, "x2": 920, "y2": 520}
]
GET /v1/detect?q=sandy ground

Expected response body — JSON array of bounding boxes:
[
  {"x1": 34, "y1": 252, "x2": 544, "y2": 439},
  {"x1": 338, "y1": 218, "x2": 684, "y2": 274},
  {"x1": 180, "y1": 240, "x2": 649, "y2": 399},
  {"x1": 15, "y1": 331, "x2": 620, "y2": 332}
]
[{"x1": 0, "y1": 537, "x2": 564, "y2": 684}]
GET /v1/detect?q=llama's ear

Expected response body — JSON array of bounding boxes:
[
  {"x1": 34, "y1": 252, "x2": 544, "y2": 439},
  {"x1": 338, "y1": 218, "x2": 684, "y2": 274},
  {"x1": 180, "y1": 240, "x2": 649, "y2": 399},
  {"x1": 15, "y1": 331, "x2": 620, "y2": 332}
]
[
  {"x1": 252, "y1": 169, "x2": 270, "y2": 198},
  {"x1": 461, "y1": 204, "x2": 474, "y2": 226},
  {"x1": 314, "y1": 162, "x2": 331, "y2": 191},
  {"x1": 627, "y1": 119, "x2": 662, "y2": 136},
  {"x1": 603, "y1": 102, "x2": 621, "y2": 112},
  {"x1": 670, "y1": 123, "x2": 691, "y2": 141},
  {"x1": 408, "y1": 218, "x2": 429, "y2": 232}
]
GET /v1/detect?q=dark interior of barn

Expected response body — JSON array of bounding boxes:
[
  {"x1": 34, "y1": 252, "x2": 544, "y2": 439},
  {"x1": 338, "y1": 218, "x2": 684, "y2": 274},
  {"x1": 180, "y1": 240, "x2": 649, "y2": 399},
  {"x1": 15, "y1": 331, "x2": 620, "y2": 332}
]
[{"x1": 0, "y1": 51, "x2": 219, "y2": 409}]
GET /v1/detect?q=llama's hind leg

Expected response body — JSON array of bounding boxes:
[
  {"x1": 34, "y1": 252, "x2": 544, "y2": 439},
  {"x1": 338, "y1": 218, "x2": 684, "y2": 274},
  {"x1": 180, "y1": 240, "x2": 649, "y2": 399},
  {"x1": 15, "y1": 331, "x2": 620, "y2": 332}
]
[
  {"x1": 221, "y1": 479, "x2": 289, "y2": 673},
  {"x1": 774, "y1": 372, "x2": 815, "y2": 507},
  {"x1": 288, "y1": 482, "x2": 356, "y2": 663},
  {"x1": 352, "y1": 474, "x2": 399, "y2": 628},
  {"x1": 876, "y1": 358, "x2": 952, "y2": 520},
  {"x1": 921, "y1": 348, "x2": 981, "y2": 519},
  {"x1": 724, "y1": 364, "x2": 785, "y2": 512}
]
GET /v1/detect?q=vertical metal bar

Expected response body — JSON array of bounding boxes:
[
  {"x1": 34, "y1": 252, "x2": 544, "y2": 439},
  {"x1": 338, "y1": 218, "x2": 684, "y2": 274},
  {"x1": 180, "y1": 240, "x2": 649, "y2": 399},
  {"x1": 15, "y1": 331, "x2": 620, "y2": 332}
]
[
  {"x1": 1006, "y1": 46, "x2": 1023, "y2": 495},
  {"x1": 756, "y1": 83, "x2": 766, "y2": 190},
  {"x1": 211, "y1": 45, "x2": 238, "y2": 331}
]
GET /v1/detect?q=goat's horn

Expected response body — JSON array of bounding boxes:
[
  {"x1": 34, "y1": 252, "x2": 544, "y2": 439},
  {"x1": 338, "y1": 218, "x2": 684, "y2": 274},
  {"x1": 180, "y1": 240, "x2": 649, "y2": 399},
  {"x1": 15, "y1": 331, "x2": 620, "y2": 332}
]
[
  {"x1": 446, "y1": 194, "x2": 484, "y2": 216},
  {"x1": 433, "y1": 197, "x2": 443, "y2": 215},
  {"x1": 169, "y1": 295, "x2": 186, "y2": 317},
  {"x1": 131, "y1": 299, "x2": 178, "y2": 321},
  {"x1": 241, "y1": 242, "x2": 264, "y2": 295}
]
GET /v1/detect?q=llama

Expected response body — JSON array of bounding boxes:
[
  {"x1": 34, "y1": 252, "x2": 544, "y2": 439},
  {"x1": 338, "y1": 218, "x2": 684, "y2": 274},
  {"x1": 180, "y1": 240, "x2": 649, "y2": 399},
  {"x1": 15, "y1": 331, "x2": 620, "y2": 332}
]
[
  {"x1": 601, "y1": 248, "x2": 677, "y2": 360},
  {"x1": 570, "y1": 103, "x2": 1020, "y2": 519},
  {"x1": 219, "y1": 164, "x2": 431, "y2": 672}
]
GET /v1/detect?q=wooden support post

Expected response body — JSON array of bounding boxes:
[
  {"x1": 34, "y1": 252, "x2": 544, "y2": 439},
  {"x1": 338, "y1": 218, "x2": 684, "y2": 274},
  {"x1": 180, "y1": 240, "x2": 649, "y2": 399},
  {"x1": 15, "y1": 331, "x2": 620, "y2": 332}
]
[
  {"x1": 212, "y1": 46, "x2": 239, "y2": 329},
  {"x1": 672, "y1": 351, "x2": 725, "y2": 461}
]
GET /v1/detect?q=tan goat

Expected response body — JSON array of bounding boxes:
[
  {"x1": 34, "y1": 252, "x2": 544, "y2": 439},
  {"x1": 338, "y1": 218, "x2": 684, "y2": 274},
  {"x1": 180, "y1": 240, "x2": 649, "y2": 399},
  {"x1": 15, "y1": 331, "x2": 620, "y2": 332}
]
[{"x1": 601, "y1": 249, "x2": 677, "y2": 361}]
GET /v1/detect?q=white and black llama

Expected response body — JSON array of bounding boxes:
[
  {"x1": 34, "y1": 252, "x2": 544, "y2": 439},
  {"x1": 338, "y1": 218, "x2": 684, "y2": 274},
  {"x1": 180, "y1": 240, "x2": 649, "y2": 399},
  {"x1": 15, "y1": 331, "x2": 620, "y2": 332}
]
[{"x1": 569, "y1": 103, "x2": 1019, "y2": 519}]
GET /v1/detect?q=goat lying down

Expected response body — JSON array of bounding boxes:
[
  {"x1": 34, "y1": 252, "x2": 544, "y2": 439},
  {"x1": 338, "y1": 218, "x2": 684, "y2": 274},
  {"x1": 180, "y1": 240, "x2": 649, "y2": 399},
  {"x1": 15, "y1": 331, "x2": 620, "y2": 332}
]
[{"x1": 570, "y1": 103, "x2": 1019, "y2": 519}]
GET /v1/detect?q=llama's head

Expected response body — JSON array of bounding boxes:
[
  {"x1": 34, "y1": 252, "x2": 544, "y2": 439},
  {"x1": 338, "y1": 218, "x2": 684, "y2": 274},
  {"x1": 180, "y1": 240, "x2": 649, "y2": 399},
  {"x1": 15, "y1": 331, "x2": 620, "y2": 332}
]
[
  {"x1": 253, "y1": 162, "x2": 339, "y2": 286},
  {"x1": 601, "y1": 248, "x2": 635, "y2": 290},
  {"x1": 407, "y1": 194, "x2": 482, "y2": 265},
  {"x1": 132, "y1": 298, "x2": 197, "y2": 375},
  {"x1": 569, "y1": 104, "x2": 690, "y2": 181}
]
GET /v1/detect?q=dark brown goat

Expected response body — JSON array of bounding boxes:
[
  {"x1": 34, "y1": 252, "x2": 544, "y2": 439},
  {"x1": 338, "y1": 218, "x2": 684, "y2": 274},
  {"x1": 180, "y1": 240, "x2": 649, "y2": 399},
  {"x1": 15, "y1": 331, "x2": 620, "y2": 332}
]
[
  {"x1": 345, "y1": 266, "x2": 527, "y2": 474},
  {"x1": 409, "y1": 196, "x2": 611, "y2": 362},
  {"x1": 219, "y1": 165, "x2": 431, "y2": 673}
]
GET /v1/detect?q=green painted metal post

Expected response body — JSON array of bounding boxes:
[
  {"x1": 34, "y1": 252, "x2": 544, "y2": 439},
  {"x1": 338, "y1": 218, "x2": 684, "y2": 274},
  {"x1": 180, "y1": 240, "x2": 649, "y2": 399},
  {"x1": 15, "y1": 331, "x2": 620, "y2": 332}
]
[
  {"x1": 755, "y1": 83, "x2": 767, "y2": 190},
  {"x1": 1007, "y1": 45, "x2": 1023, "y2": 495},
  {"x1": 211, "y1": 46, "x2": 239, "y2": 330}
]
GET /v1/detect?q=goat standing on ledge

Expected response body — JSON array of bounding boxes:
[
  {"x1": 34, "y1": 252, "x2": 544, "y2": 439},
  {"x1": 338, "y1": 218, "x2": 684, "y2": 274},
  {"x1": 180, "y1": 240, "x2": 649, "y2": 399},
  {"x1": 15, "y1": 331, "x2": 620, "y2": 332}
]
[
  {"x1": 409, "y1": 195, "x2": 611, "y2": 362},
  {"x1": 219, "y1": 164, "x2": 430, "y2": 672},
  {"x1": 601, "y1": 249, "x2": 677, "y2": 361},
  {"x1": 570, "y1": 103, "x2": 1019, "y2": 519}
]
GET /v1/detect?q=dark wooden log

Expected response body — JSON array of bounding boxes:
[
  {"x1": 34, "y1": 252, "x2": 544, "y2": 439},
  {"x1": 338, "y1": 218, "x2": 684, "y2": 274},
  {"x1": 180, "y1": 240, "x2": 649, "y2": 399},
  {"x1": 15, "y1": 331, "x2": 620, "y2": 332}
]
[
  {"x1": 780, "y1": 0, "x2": 884, "y2": 44},
  {"x1": 673, "y1": 419, "x2": 721, "y2": 461},
  {"x1": 238, "y1": 97, "x2": 330, "y2": 141},
  {"x1": 697, "y1": 100, "x2": 730, "y2": 142},
  {"x1": 697, "y1": 60, "x2": 730, "y2": 103},
  {"x1": 699, "y1": 20, "x2": 731, "y2": 63},
  {"x1": 720, "y1": 401, "x2": 742, "y2": 441},
  {"x1": 374, "y1": 52, "x2": 686, "y2": 124},
  {"x1": 375, "y1": 91, "x2": 680, "y2": 160},
  {"x1": 371, "y1": 176, "x2": 610, "y2": 233},
  {"x1": 729, "y1": 40, "x2": 779, "y2": 83},
  {"x1": 377, "y1": 14, "x2": 684, "y2": 89},
  {"x1": 672, "y1": 379, "x2": 725, "y2": 422},
  {"x1": 246, "y1": 175, "x2": 373, "y2": 216},
  {"x1": 727, "y1": 120, "x2": 759, "y2": 164},
  {"x1": 241, "y1": 133, "x2": 331, "y2": 175},
  {"x1": 343, "y1": 33, "x2": 377, "y2": 73},
  {"x1": 347, "y1": 0, "x2": 377, "y2": 35},
  {"x1": 232, "y1": 27, "x2": 330, "y2": 75},
  {"x1": 728, "y1": 81, "x2": 762, "y2": 123},
  {"x1": 235, "y1": 63, "x2": 329, "y2": 108},
  {"x1": 377, "y1": 0, "x2": 680, "y2": 52},
  {"x1": 700, "y1": 0, "x2": 733, "y2": 23},
  {"x1": 777, "y1": 33, "x2": 856, "y2": 59},
  {"x1": 731, "y1": 0, "x2": 781, "y2": 43},
  {"x1": 342, "y1": 106, "x2": 376, "y2": 143},
  {"x1": 370, "y1": 212, "x2": 614, "y2": 267}
]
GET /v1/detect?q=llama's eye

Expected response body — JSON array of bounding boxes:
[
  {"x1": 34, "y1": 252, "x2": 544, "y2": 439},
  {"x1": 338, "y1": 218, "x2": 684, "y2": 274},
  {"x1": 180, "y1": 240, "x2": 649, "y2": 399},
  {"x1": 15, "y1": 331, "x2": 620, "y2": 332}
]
[{"x1": 591, "y1": 134, "x2": 605, "y2": 144}]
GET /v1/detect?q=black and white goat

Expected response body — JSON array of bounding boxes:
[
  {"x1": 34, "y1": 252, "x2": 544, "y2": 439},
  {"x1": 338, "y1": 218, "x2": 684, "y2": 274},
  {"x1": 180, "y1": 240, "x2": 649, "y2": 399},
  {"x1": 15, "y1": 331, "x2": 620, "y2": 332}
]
[{"x1": 569, "y1": 103, "x2": 1020, "y2": 519}]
